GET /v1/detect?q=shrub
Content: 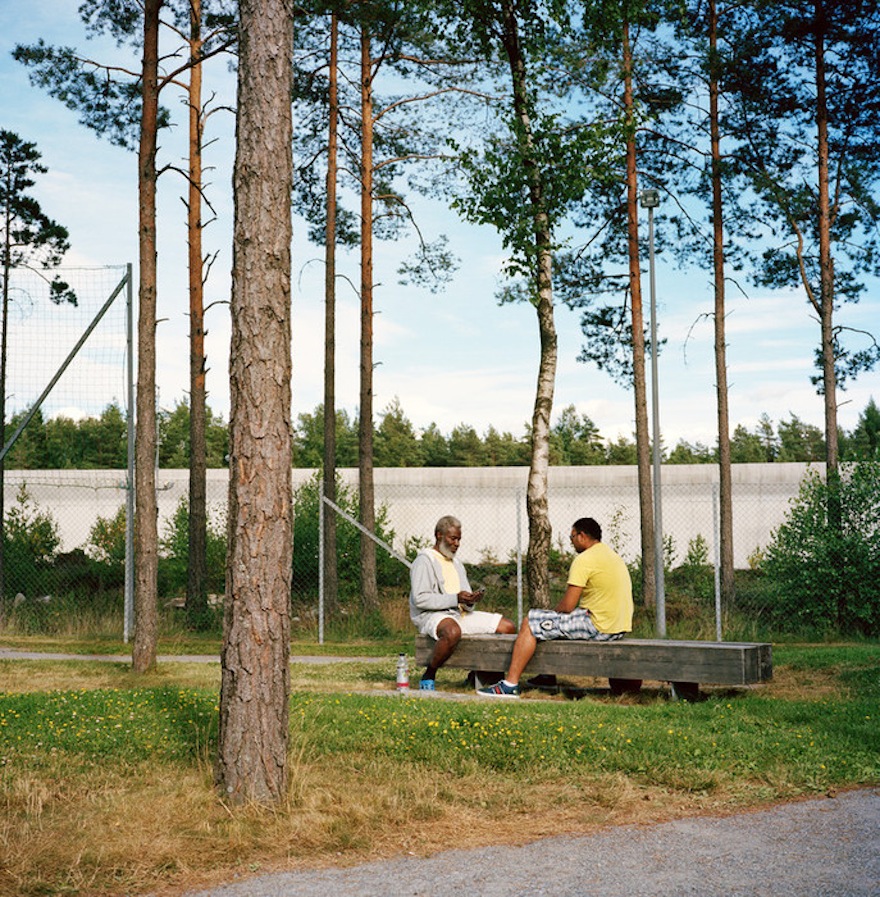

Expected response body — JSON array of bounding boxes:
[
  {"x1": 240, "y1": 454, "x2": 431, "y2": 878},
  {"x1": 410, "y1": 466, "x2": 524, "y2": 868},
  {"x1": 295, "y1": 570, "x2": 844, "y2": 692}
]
[
  {"x1": 677, "y1": 534, "x2": 714, "y2": 602},
  {"x1": 158, "y1": 498, "x2": 227, "y2": 599},
  {"x1": 762, "y1": 462, "x2": 880, "y2": 636},
  {"x1": 3, "y1": 485, "x2": 61, "y2": 599},
  {"x1": 87, "y1": 505, "x2": 127, "y2": 567},
  {"x1": 291, "y1": 473, "x2": 407, "y2": 600}
]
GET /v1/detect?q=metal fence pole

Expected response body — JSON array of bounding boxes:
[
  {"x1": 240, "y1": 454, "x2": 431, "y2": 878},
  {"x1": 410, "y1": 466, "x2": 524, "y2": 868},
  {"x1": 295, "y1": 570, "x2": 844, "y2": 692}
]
[
  {"x1": 124, "y1": 264, "x2": 135, "y2": 644},
  {"x1": 713, "y1": 482, "x2": 722, "y2": 641},
  {"x1": 516, "y1": 489, "x2": 523, "y2": 626},
  {"x1": 318, "y1": 477, "x2": 324, "y2": 645}
]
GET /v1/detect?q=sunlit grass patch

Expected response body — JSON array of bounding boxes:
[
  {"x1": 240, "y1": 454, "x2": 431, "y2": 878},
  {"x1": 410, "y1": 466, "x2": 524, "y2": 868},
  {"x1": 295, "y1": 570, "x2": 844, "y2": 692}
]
[
  {"x1": 0, "y1": 686, "x2": 217, "y2": 763},
  {"x1": 0, "y1": 642, "x2": 877, "y2": 896},
  {"x1": 289, "y1": 690, "x2": 879, "y2": 793}
]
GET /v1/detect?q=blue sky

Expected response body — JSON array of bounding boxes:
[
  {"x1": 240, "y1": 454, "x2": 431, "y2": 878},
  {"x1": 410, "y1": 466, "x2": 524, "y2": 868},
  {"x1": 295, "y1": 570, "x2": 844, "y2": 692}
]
[{"x1": 2, "y1": 0, "x2": 878, "y2": 449}]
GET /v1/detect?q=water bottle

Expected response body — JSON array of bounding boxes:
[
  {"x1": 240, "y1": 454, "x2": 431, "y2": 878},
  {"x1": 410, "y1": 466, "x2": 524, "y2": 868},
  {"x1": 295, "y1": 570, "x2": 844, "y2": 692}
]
[{"x1": 396, "y1": 653, "x2": 409, "y2": 691}]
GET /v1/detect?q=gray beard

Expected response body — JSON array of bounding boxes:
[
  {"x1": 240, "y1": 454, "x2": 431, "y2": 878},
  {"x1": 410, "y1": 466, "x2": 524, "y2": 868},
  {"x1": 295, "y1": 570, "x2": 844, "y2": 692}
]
[{"x1": 437, "y1": 542, "x2": 455, "y2": 560}]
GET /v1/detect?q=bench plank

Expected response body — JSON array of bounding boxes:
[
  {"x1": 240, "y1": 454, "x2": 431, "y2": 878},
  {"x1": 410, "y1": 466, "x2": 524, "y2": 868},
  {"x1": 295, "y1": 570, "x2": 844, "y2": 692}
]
[{"x1": 415, "y1": 634, "x2": 772, "y2": 687}]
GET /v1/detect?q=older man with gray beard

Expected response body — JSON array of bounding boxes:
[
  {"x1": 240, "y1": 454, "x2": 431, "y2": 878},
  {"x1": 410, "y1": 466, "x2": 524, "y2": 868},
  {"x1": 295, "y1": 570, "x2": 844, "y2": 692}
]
[{"x1": 409, "y1": 515, "x2": 516, "y2": 691}]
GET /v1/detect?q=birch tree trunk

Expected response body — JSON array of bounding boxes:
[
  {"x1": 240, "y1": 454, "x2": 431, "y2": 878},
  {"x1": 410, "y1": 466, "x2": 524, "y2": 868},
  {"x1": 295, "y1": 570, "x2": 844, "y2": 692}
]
[
  {"x1": 499, "y1": 0, "x2": 555, "y2": 607},
  {"x1": 216, "y1": 0, "x2": 294, "y2": 805}
]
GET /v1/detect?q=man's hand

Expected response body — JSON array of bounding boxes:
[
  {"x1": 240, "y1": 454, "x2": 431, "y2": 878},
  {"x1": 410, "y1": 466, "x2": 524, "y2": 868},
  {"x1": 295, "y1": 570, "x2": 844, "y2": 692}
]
[{"x1": 458, "y1": 587, "x2": 485, "y2": 609}]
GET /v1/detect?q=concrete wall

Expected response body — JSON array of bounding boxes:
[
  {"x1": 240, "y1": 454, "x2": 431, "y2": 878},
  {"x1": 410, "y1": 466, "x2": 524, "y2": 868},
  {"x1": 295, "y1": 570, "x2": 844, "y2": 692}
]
[{"x1": 6, "y1": 463, "x2": 821, "y2": 569}]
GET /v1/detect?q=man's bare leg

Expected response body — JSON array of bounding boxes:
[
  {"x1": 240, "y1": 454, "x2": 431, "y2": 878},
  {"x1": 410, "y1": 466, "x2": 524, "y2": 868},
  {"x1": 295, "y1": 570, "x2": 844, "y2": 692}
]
[
  {"x1": 504, "y1": 616, "x2": 537, "y2": 685},
  {"x1": 422, "y1": 617, "x2": 461, "y2": 681}
]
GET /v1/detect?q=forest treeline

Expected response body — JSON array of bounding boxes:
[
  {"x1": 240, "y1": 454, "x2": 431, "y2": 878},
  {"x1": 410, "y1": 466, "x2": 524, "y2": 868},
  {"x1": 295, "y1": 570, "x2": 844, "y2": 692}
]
[{"x1": 6, "y1": 396, "x2": 879, "y2": 470}]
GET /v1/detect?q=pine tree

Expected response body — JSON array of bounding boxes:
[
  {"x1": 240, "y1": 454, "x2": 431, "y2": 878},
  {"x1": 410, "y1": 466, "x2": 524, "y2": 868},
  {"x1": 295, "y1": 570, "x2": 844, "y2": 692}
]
[{"x1": 0, "y1": 130, "x2": 76, "y2": 615}]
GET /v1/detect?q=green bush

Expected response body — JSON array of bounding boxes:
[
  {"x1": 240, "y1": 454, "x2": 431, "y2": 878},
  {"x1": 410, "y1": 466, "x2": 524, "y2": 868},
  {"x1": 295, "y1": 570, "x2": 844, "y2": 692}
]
[
  {"x1": 3, "y1": 485, "x2": 61, "y2": 599},
  {"x1": 158, "y1": 498, "x2": 227, "y2": 599},
  {"x1": 672, "y1": 534, "x2": 715, "y2": 605},
  {"x1": 762, "y1": 462, "x2": 880, "y2": 636},
  {"x1": 82, "y1": 505, "x2": 127, "y2": 593},
  {"x1": 87, "y1": 505, "x2": 127, "y2": 567},
  {"x1": 291, "y1": 473, "x2": 408, "y2": 600}
]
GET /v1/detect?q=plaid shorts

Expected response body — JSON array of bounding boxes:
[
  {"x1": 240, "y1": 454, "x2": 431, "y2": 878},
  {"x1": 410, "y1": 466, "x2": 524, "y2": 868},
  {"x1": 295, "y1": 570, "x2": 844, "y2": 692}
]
[{"x1": 526, "y1": 607, "x2": 625, "y2": 642}]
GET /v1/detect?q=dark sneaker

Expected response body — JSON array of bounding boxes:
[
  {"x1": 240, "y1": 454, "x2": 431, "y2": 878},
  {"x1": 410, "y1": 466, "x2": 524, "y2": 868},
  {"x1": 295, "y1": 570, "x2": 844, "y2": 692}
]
[{"x1": 476, "y1": 680, "x2": 520, "y2": 699}]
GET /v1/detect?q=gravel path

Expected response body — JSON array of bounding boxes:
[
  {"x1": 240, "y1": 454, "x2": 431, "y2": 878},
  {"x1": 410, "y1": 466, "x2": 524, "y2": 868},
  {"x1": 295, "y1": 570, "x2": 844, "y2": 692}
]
[{"x1": 181, "y1": 788, "x2": 879, "y2": 897}]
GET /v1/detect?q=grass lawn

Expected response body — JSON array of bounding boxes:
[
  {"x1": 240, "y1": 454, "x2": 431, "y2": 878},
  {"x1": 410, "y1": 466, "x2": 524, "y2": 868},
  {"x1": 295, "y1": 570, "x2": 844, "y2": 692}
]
[{"x1": 0, "y1": 640, "x2": 877, "y2": 897}]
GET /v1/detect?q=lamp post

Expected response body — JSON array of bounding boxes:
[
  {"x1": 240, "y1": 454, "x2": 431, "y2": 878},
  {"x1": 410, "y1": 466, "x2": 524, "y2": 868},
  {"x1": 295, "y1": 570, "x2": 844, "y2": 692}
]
[{"x1": 640, "y1": 187, "x2": 666, "y2": 637}]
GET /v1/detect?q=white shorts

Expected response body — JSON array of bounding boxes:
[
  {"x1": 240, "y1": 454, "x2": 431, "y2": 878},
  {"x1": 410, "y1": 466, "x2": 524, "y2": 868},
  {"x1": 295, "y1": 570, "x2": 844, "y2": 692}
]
[{"x1": 420, "y1": 609, "x2": 503, "y2": 640}]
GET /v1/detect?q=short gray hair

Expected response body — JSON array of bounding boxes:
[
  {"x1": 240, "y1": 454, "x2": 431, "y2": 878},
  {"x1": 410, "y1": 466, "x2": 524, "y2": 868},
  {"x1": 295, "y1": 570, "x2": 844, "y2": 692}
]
[{"x1": 434, "y1": 515, "x2": 461, "y2": 537}]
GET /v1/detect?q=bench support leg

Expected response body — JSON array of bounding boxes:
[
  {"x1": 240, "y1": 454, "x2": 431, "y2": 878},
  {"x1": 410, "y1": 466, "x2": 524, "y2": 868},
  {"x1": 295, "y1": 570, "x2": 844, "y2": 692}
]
[
  {"x1": 670, "y1": 681, "x2": 700, "y2": 702},
  {"x1": 609, "y1": 678, "x2": 643, "y2": 696},
  {"x1": 468, "y1": 670, "x2": 506, "y2": 690}
]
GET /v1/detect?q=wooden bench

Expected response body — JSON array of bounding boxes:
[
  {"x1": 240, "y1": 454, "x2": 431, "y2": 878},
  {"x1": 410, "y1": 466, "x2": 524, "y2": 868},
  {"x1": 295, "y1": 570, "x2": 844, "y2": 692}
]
[{"x1": 415, "y1": 634, "x2": 773, "y2": 700}]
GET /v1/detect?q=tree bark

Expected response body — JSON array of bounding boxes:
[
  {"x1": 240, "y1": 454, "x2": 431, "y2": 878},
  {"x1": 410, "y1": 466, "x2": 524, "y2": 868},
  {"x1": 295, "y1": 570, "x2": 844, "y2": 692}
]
[
  {"x1": 709, "y1": 0, "x2": 735, "y2": 609},
  {"x1": 813, "y1": 3, "x2": 838, "y2": 476},
  {"x1": 132, "y1": 0, "x2": 161, "y2": 673},
  {"x1": 500, "y1": 0, "x2": 555, "y2": 608},
  {"x1": 0, "y1": 209, "x2": 9, "y2": 614},
  {"x1": 358, "y1": 27, "x2": 379, "y2": 613},
  {"x1": 622, "y1": 19, "x2": 656, "y2": 611},
  {"x1": 186, "y1": 0, "x2": 209, "y2": 629},
  {"x1": 812, "y1": 1, "x2": 843, "y2": 625},
  {"x1": 322, "y1": 12, "x2": 339, "y2": 614},
  {"x1": 216, "y1": 0, "x2": 294, "y2": 805}
]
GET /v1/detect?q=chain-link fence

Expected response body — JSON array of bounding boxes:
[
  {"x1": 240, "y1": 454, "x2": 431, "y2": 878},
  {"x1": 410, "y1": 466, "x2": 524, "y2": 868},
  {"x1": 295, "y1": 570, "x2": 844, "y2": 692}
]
[{"x1": 1, "y1": 463, "x2": 819, "y2": 635}]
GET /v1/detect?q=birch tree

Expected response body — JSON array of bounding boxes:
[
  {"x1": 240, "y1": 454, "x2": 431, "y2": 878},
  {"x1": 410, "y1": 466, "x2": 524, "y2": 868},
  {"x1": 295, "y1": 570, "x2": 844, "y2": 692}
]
[{"x1": 439, "y1": 0, "x2": 599, "y2": 606}]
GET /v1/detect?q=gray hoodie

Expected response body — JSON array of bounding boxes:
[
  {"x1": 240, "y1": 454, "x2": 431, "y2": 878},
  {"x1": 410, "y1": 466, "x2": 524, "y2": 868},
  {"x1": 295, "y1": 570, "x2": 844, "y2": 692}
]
[{"x1": 409, "y1": 547, "x2": 472, "y2": 632}]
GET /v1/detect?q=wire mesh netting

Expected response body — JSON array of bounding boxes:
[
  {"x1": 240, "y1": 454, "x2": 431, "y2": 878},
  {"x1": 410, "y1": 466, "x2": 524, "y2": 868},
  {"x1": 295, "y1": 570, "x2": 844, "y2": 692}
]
[{"x1": 2, "y1": 463, "x2": 823, "y2": 632}]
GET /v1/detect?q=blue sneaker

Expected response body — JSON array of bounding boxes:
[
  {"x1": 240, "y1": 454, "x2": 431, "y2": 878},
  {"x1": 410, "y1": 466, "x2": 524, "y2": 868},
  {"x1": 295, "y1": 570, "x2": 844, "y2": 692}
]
[
  {"x1": 419, "y1": 679, "x2": 436, "y2": 691},
  {"x1": 476, "y1": 680, "x2": 520, "y2": 699}
]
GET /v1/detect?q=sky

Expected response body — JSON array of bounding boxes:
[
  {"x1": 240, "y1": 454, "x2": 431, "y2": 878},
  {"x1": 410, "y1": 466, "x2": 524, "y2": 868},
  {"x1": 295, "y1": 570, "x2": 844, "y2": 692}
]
[{"x1": 1, "y1": 1, "x2": 878, "y2": 450}]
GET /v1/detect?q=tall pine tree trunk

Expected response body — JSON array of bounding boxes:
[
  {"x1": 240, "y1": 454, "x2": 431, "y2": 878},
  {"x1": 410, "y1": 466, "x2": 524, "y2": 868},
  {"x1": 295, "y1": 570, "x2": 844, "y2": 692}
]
[
  {"x1": 814, "y1": 5, "x2": 838, "y2": 475},
  {"x1": 216, "y1": 0, "x2": 294, "y2": 805},
  {"x1": 358, "y1": 27, "x2": 379, "y2": 613},
  {"x1": 186, "y1": 0, "x2": 209, "y2": 629},
  {"x1": 812, "y1": 3, "x2": 843, "y2": 625},
  {"x1": 322, "y1": 12, "x2": 339, "y2": 614},
  {"x1": 132, "y1": 0, "x2": 161, "y2": 673},
  {"x1": 622, "y1": 19, "x2": 656, "y2": 612},
  {"x1": 709, "y1": 0, "x2": 735, "y2": 610},
  {"x1": 500, "y1": 0, "x2": 555, "y2": 608}
]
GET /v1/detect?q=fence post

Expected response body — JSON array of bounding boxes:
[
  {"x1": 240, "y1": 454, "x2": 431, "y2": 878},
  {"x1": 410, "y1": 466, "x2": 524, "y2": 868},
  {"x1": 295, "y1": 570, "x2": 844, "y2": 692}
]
[
  {"x1": 516, "y1": 489, "x2": 523, "y2": 626},
  {"x1": 713, "y1": 481, "x2": 722, "y2": 641},
  {"x1": 124, "y1": 264, "x2": 135, "y2": 644},
  {"x1": 318, "y1": 478, "x2": 324, "y2": 645}
]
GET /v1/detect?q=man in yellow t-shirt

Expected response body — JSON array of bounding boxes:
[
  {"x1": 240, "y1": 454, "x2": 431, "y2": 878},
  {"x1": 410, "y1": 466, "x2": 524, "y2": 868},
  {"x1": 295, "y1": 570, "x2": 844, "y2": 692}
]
[{"x1": 477, "y1": 517, "x2": 633, "y2": 698}]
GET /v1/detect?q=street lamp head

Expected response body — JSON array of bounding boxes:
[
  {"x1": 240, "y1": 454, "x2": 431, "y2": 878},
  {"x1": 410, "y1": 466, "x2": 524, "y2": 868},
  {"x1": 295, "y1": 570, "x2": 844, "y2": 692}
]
[{"x1": 640, "y1": 188, "x2": 660, "y2": 208}]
